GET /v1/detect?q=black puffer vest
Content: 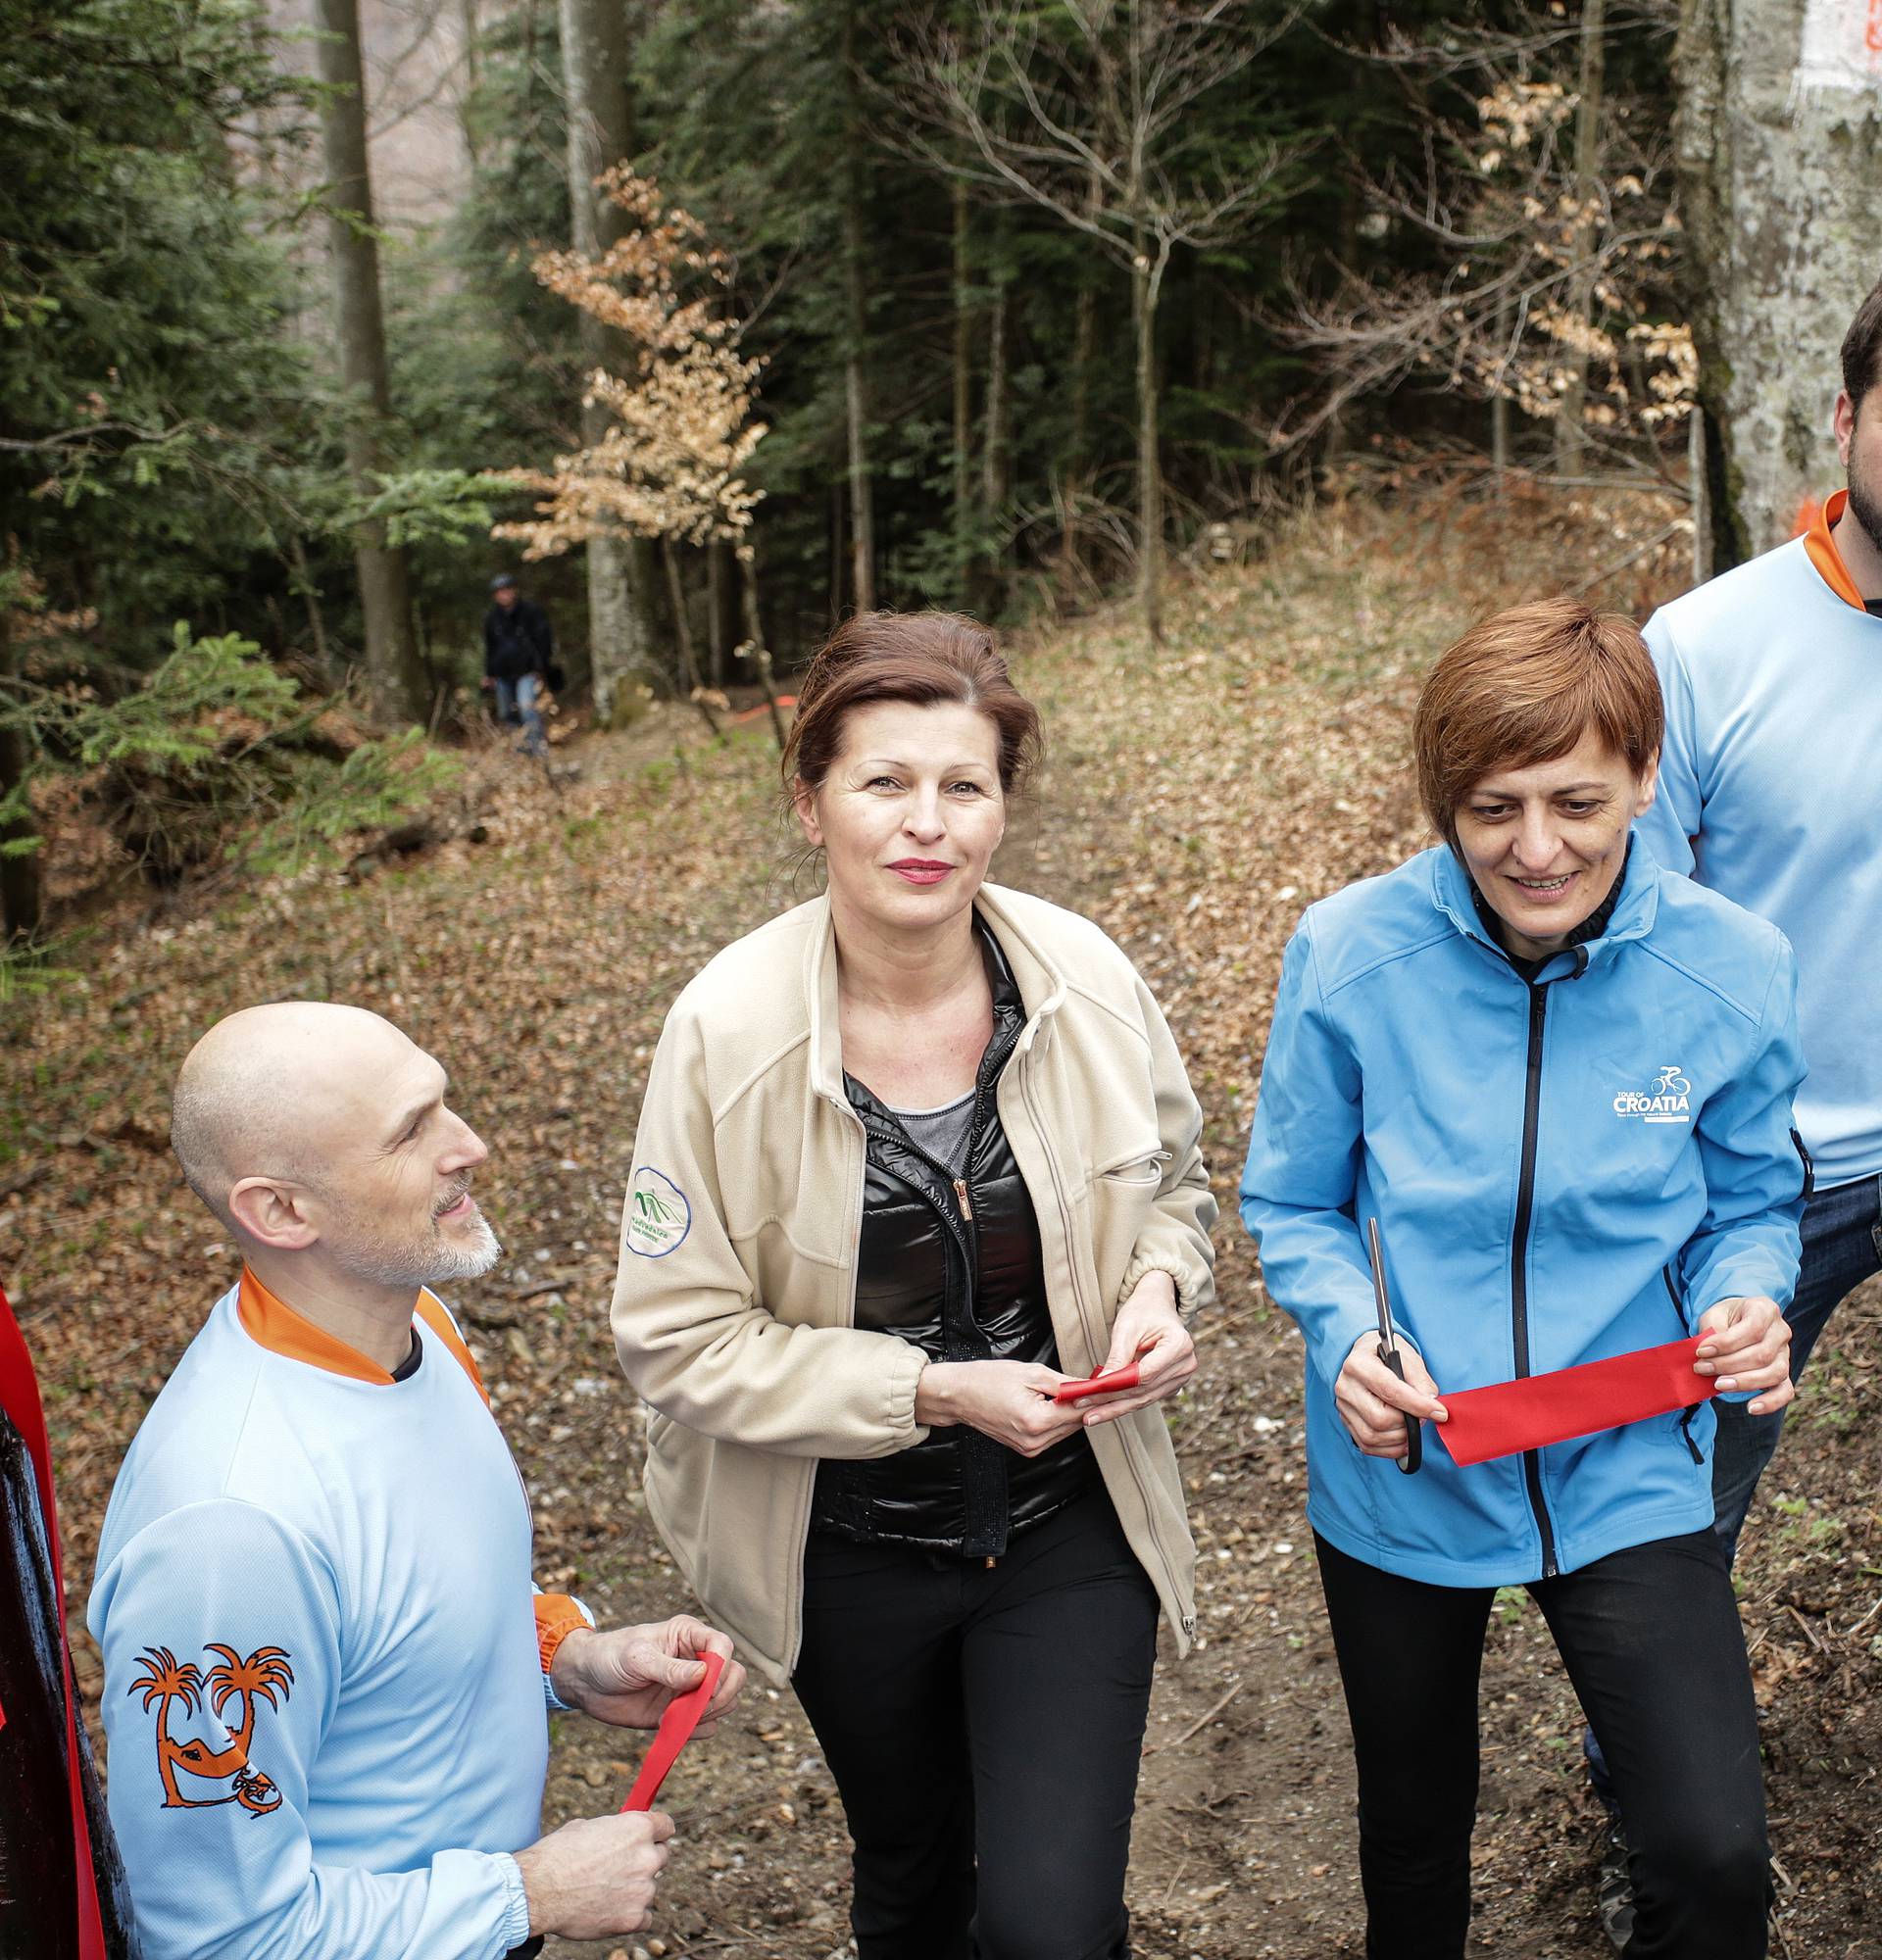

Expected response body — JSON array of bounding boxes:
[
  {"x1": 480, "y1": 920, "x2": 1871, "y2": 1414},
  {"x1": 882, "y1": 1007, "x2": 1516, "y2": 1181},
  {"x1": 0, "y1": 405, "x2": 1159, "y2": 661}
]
[{"x1": 810, "y1": 929, "x2": 1100, "y2": 1557}]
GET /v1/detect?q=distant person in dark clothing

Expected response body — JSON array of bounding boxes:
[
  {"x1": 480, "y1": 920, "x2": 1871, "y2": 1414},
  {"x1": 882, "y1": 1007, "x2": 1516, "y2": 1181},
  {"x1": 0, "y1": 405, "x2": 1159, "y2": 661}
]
[
  {"x1": 481, "y1": 573, "x2": 553, "y2": 758},
  {"x1": 1, "y1": 1280, "x2": 138, "y2": 1957}
]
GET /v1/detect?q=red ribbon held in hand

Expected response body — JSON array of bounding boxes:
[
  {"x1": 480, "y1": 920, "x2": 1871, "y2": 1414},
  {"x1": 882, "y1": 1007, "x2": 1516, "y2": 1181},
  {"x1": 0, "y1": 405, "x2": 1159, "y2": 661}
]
[
  {"x1": 1054, "y1": 1362, "x2": 1141, "y2": 1404},
  {"x1": 1435, "y1": 1333, "x2": 1718, "y2": 1468},
  {"x1": 621, "y1": 1650, "x2": 725, "y2": 1813}
]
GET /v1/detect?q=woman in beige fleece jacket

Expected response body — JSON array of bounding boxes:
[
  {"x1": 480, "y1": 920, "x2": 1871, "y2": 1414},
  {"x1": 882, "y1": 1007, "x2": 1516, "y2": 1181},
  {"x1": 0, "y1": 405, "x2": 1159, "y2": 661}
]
[{"x1": 612, "y1": 612, "x2": 1216, "y2": 1960}]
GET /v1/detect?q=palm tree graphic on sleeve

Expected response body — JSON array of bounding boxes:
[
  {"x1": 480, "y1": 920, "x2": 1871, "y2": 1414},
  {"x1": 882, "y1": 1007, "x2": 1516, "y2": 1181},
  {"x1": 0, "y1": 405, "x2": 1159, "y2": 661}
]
[{"x1": 131, "y1": 1643, "x2": 294, "y2": 1815}]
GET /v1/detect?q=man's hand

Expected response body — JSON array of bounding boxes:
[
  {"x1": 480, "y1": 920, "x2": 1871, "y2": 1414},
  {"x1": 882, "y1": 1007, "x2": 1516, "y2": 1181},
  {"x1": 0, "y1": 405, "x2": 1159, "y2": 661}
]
[
  {"x1": 1077, "y1": 1270, "x2": 1197, "y2": 1428},
  {"x1": 550, "y1": 1615, "x2": 745, "y2": 1733},
  {"x1": 1335, "y1": 1329, "x2": 1447, "y2": 1458},
  {"x1": 1695, "y1": 1296, "x2": 1794, "y2": 1415},
  {"x1": 515, "y1": 1810, "x2": 673, "y2": 1938},
  {"x1": 915, "y1": 1359, "x2": 1086, "y2": 1456}
]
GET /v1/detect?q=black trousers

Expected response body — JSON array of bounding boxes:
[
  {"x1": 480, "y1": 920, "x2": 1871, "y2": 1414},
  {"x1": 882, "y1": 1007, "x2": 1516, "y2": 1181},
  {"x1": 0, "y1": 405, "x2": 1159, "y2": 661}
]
[
  {"x1": 1316, "y1": 1530, "x2": 1771, "y2": 1960},
  {"x1": 792, "y1": 1489, "x2": 1161, "y2": 1960}
]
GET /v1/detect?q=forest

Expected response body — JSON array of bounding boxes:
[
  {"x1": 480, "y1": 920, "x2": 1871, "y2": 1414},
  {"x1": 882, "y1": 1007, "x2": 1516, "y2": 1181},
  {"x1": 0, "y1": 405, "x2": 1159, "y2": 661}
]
[
  {"x1": 4, "y1": 1, "x2": 1881, "y2": 1956},
  {"x1": 2, "y1": 0, "x2": 1772, "y2": 938}
]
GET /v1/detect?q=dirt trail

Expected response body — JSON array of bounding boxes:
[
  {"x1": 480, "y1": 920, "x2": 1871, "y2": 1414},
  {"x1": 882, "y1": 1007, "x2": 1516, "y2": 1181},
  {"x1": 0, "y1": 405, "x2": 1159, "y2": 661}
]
[{"x1": 8, "y1": 501, "x2": 1876, "y2": 1959}]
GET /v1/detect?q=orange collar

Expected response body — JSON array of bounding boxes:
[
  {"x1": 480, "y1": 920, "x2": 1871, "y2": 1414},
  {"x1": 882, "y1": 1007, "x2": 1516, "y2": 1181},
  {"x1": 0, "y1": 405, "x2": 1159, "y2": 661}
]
[
  {"x1": 1803, "y1": 489, "x2": 1869, "y2": 612},
  {"x1": 237, "y1": 1267, "x2": 488, "y2": 1406}
]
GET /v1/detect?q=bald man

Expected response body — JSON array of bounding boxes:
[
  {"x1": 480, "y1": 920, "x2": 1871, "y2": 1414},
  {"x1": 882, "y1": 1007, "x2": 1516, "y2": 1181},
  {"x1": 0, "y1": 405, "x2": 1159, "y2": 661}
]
[{"x1": 89, "y1": 1004, "x2": 743, "y2": 1960}]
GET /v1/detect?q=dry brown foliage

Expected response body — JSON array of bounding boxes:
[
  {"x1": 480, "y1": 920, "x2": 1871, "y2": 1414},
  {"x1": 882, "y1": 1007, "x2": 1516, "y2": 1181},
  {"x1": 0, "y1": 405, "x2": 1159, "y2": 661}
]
[{"x1": 493, "y1": 168, "x2": 766, "y2": 562}]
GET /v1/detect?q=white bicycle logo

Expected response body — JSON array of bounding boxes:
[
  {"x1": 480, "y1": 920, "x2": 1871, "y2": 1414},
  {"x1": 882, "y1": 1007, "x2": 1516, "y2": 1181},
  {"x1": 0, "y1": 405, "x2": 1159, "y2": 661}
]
[{"x1": 1652, "y1": 1065, "x2": 1691, "y2": 1097}]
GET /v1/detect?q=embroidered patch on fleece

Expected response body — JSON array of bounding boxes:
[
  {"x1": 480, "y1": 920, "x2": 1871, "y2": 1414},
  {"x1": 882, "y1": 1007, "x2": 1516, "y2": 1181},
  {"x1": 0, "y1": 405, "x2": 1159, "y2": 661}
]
[{"x1": 625, "y1": 1166, "x2": 692, "y2": 1258}]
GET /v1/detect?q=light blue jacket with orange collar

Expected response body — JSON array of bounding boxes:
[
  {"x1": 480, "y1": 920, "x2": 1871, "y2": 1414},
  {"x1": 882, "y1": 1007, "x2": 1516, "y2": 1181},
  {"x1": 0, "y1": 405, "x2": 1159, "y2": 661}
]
[{"x1": 1240, "y1": 838, "x2": 1807, "y2": 1589}]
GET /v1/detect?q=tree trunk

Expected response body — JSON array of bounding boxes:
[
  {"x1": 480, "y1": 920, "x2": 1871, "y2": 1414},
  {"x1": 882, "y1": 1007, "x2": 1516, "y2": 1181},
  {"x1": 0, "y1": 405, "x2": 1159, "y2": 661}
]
[
  {"x1": 1134, "y1": 258, "x2": 1164, "y2": 645},
  {"x1": 830, "y1": 479, "x2": 846, "y2": 615},
  {"x1": 841, "y1": 3, "x2": 875, "y2": 614},
  {"x1": 287, "y1": 533, "x2": 337, "y2": 688},
  {"x1": 979, "y1": 231, "x2": 1011, "y2": 613},
  {"x1": 457, "y1": 0, "x2": 482, "y2": 167},
  {"x1": 739, "y1": 555, "x2": 787, "y2": 751},
  {"x1": 0, "y1": 609, "x2": 42, "y2": 944},
  {"x1": 1493, "y1": 288, "x2": 1512, "y2": 496},
  {"x1": 1688, "y1": 399, "x2": 1712, "y2": 585},
  {"x1": 1556, "y1": 0, "x2": 1607, "y2": 476},
  {"x1": 1674, "y1": 0, "x2": 1882, "y2": 560},
  {"x1": 558, "y1": 0, "x2": 657, "y2": 718},
  {"x1": 1064, "y1": 219, "x2": 1100, "y2": 602},
  {"x1": 952, "y1": 175, "x2": 976, "y2": 607},
  {"x1": 707, "y1": 536, "x2": 733, "y2": 686},
  {"x1": 313, "y1": 0, "x2": 427, "y2": 727},
  {"x1": 1069, "y1": 277, "x2": 1097, "y2": 477},
  {"x1": 663, "y1": 539, "x2": 721, "y2": 733}
]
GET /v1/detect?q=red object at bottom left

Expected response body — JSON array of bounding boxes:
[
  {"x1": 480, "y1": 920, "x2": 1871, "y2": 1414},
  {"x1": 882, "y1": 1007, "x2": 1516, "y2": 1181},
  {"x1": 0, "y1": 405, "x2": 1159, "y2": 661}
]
[{"x1": 0, "y1": 1281, "x2": 140, "y2": 1958}]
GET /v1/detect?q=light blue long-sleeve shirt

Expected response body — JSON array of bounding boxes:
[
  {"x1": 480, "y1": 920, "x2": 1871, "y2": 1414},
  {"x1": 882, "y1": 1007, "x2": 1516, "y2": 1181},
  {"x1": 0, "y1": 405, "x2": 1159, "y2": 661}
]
[
  {"x1": 1635, "y1": 503, "x2": 1882, "y2": 1188},
  {"x1": 90, "y1": 1284, "x2": 543, "y2": 1960}
]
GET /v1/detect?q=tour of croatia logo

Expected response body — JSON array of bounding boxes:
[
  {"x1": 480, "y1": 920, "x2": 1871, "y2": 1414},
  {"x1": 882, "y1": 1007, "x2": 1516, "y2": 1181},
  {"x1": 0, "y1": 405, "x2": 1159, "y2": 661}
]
[
  {"x1": 625, "y1": 1165, "x2": 692, "y2": 1257},
  {"x1": 1612, "y1": 1064, "x2": 1692, "y2": 1124}
]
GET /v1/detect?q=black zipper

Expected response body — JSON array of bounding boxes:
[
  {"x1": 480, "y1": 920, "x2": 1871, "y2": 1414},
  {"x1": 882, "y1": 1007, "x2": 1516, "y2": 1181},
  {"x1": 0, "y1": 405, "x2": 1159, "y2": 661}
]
[
  {"x1": 1017, "y1": 1054, "x2": 1191, "y2": 1631},
  {"x1": 1661, "y1": 1266, "x2": 1690, "y2": 1330},
  {"x1": 855, "y1": 1112, "x2": 974, "y2": 1268},
  {"x1": 1791, "y1": 1127, "x2": 1814, "y2": 1205},
  {"x1": 856, "y1": 1004, "x2": 1023, "y2": 1273},
  {"x1": 1662, "y1": 1269, "x2": 1706, "y2": 1462},
  {"x1": 848, "y1": 1002, "x2": 1025, "y2": 1559},
  {"x1": 1512, "y1": 981, "x2": 1560, "y2": 1579}
]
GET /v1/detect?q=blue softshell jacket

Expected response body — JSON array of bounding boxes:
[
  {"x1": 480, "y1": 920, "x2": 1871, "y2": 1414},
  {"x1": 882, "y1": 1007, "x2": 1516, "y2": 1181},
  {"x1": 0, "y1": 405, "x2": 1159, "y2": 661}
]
[{"x1": 1240, "y1": 838, "x2": 1808, "y2": 1588}]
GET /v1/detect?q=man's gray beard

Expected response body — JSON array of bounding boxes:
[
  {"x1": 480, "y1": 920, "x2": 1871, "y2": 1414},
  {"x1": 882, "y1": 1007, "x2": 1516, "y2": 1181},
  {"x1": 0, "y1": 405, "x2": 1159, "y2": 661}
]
[
  {"x1": 339, "y1": 1209, "x2": 504, "y2": 1291},
  {"x1": 1847, "y1": 463, "x2": 1882, "y2": 564}
]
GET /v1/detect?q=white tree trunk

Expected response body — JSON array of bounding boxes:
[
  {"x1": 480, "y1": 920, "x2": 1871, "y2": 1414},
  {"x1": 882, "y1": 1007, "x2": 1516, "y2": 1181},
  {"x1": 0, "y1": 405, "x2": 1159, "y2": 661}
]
[
  {"x1": 842, "y1": 1, "x2": 875, "y2": 614},
  {"x1": 1677, "y1": 0, "x2": 1882, "y2": 560},
  {"x1": 313, "y1": 0, "x2": 426, "y2": 726},
  {"x1": 1134, "y1": 260, "x2": 1164, "y2": 646},
  {"x1": 1556, "y1": 0, "x2": 1607, "y2": 476},
  {"x1": 558, "y1": 0, "x2": 655, "y2": 720}
]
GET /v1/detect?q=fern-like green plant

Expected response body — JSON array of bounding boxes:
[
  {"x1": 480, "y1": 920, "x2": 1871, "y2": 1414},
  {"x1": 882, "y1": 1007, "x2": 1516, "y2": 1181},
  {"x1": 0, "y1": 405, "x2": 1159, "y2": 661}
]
[{"x1": 0, "y1": 622, "x2": 459, "y2": 889}]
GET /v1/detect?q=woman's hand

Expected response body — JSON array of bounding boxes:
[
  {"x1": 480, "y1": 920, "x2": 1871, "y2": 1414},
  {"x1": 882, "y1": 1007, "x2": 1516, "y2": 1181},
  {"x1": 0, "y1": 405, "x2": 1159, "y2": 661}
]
[
  {"x1": 1335, "y1": 1330, "x2": 1447, "y2": 1458},
  {"x1": 916, "y1": 1359, "x2": 1086, "y2": 1456},
  {"x1": 1694, "y1": 1297, "x2": 1793, "y2": 1414},
  {"x1": 1075, "y1": 1270, "x2": 1197, "y2": 1428}
]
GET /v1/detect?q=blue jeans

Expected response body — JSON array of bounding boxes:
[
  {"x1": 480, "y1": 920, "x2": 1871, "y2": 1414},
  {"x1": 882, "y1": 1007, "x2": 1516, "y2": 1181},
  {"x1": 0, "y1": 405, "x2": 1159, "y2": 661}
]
[
  {"x1": 493, "y1": 673, "x2": 544, "y2": 756},
  {"x1": 1587, "y1": 1170, "x2": 1882, "y2": 1804}
]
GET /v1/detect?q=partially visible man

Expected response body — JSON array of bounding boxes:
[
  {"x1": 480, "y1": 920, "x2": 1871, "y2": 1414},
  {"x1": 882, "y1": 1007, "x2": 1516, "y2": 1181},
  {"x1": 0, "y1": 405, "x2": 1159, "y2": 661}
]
[
  {"x1": 1638, "y1": 284, "x2": 1882, "y2": 1553},
  {"x1": 482, "y1": 573, "x2": 554, "y2": 757},
  {"x1": 2, "y1": 1279, "x2": 137, "y2": 1957},
  {"x1": 1585, "y1": 278, "x2": 1882, "y2": 1945},
  {"x1": 90, "y1": 1004, "x2": 743, "y2": 1960}
]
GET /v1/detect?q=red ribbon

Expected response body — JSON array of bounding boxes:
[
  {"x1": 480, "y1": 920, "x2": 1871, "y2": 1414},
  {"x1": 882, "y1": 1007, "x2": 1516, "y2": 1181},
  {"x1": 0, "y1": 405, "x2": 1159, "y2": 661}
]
[
  {"x1": 1435, "y1": 1333, "x2": 1718, "y2": 1468},
  {"x1": 1054, "y1": 1362, "x2": 1141, "y2": 1404},
  {"x1": 620, "y1": 1650, "x2": 725, "y2": 1813},
  {"x1": 0, "y1": 1285, "x2": 108, "y2": 1960}
]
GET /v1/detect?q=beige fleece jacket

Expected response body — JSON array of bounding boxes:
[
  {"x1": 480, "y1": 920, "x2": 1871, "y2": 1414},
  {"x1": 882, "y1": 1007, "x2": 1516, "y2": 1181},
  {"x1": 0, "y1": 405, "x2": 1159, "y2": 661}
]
[{"x1": 610, "y1": 882, "x2": 1217, "y2": 1684}]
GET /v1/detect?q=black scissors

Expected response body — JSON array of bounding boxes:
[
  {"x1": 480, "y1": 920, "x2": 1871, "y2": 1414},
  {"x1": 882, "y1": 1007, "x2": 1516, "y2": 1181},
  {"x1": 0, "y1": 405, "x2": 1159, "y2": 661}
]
[{"x1": 1366, "y1": 1216, "x2": 1421, "y2": 1475}]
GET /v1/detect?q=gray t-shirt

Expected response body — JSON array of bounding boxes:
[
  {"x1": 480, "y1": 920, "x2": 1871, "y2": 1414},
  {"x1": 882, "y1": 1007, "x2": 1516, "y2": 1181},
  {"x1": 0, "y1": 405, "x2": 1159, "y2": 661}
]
[{"x1": 890, "y1": 1089, "x2": 975, "y2": 1173}]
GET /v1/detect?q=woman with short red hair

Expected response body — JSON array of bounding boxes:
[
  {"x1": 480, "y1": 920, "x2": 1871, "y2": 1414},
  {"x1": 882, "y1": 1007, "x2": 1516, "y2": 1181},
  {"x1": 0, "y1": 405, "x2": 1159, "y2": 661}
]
[
  {"x1": 1242, "y1": 598, "x2": 1807, "y2": 1958},
  {"x1": 613, "y1": 611, "x2": 1216, "y2": 1960}
]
